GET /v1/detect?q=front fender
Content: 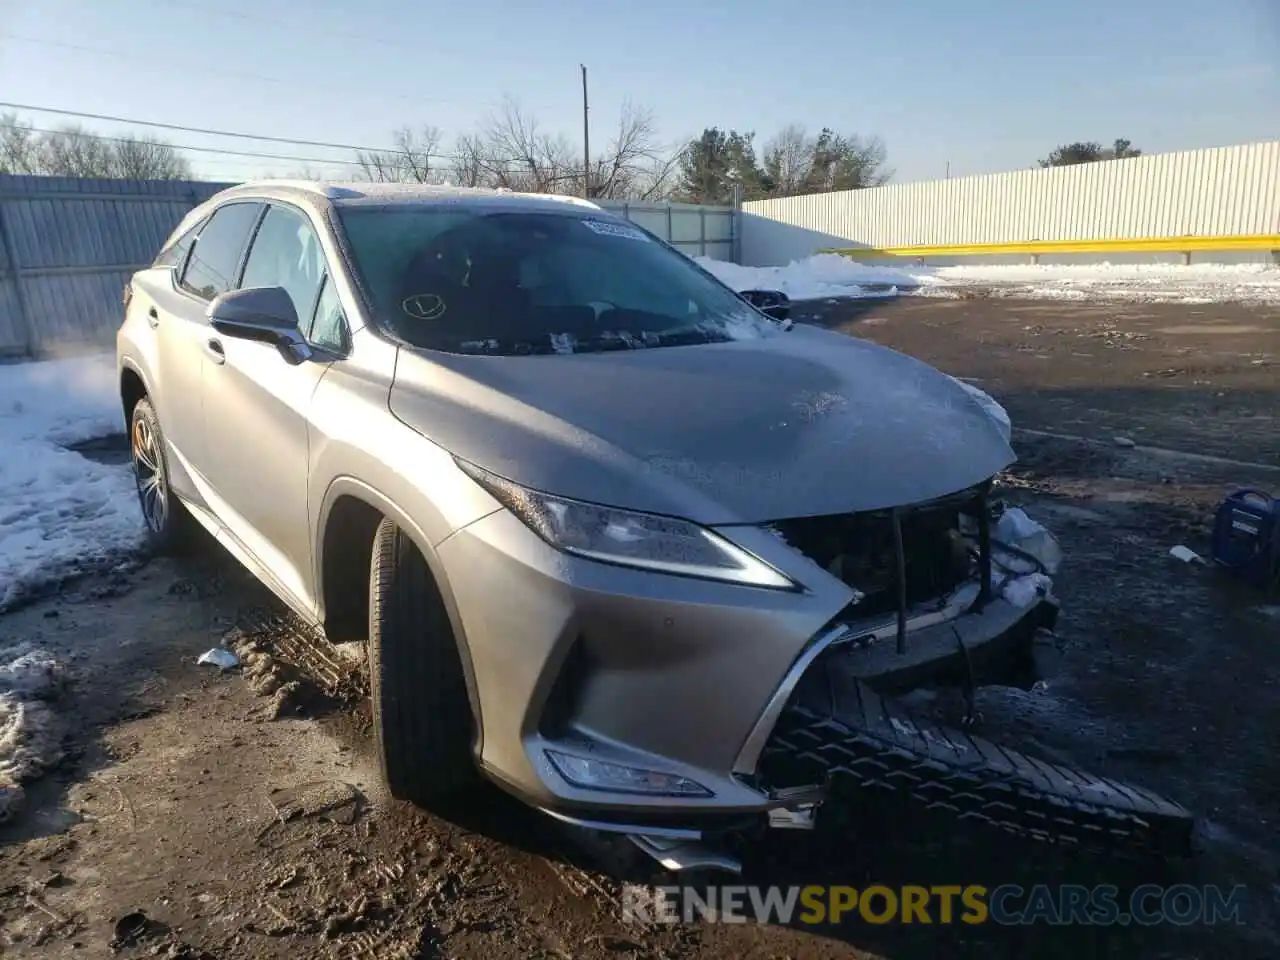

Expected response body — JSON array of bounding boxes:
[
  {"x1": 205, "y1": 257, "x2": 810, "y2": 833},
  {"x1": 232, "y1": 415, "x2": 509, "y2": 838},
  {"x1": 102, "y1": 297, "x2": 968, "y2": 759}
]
[{"x1": 310, "y1": 424, "x2": 500, "y2": 747}]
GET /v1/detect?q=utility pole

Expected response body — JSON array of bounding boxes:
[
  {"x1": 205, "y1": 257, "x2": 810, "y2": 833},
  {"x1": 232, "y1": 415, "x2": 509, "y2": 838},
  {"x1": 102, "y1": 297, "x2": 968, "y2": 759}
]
[
  {"x1": 945, "y1": 160, "x2": 951, "y2": 180},
  {"x1": 580, "y1": 64, "x2": 590, "y2": 198}
]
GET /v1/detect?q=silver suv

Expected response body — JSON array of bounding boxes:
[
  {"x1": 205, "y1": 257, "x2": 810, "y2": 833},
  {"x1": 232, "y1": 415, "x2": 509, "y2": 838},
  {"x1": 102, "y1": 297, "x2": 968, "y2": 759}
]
[{"x1": 117, "y1": 181, "x2": 1190, "y2": 871}]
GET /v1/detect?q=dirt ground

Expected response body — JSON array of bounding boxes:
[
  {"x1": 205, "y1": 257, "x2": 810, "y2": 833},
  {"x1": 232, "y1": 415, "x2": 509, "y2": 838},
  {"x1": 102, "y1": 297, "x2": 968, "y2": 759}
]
[{"x1": 2, "y1": 296, "x2": 1279, "y2": 959}]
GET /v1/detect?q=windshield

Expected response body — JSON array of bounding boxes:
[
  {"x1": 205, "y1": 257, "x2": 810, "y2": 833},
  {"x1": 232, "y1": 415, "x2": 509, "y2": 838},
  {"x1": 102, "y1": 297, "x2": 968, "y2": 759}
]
[{"x1": 335, "y1": 206, "x2": 775, "y2": 355}]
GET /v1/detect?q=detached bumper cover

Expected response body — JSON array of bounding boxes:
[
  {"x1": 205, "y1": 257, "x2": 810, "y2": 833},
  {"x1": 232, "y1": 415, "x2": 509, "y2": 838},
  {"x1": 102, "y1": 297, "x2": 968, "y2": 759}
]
[{"x1": 753, "y1": 609, "x2": 1195, "y2": 856}]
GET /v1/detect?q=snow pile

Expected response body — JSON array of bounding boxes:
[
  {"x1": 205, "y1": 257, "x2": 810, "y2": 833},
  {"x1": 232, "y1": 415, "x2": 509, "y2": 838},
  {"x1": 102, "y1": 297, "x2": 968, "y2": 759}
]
[
  {"x1": 0, "y1": 354, "x2": 143, "y2": 610},
  {"x1": 696, "y1": 253, "x2": 920, "y2": 300},
  {"x1": 919, "y1": 262, "x2": 1280, "y2": 304},
  {"x1": 0, "y1": 642, "x2": 68, "y2": 822},
  {"x1": 700, "y1": 254, "x2": 1280, "y2": 305}
]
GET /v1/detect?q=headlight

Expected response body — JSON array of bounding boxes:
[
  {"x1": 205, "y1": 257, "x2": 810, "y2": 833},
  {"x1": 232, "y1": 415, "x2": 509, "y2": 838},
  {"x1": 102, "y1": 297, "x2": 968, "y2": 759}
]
[{"x1": 457, "y1": 460, "x2": 797, "y2": 590}]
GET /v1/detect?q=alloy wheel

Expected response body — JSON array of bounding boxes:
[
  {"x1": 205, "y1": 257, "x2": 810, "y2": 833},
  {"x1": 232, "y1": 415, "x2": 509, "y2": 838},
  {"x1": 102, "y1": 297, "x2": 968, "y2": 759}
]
[{"x1": 132, "y1": 415, "x2": 168, "y2": 533}]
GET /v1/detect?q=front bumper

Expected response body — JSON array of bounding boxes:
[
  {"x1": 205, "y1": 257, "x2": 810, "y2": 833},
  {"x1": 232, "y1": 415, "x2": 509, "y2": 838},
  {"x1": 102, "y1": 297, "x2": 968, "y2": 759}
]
[
  {"x1": 826, "y1": 589, "x2": 1059, "y2": 695},
  {"x1": 437, "y1": 507, "x2": 1058, "y2": 831}
]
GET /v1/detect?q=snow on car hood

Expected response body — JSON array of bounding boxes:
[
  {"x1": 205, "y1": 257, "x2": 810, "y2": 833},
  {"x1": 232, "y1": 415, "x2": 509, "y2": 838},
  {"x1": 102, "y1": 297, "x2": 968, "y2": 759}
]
[{"x1": 389, "y1": 324, "x2": 1016, "y2": 525}]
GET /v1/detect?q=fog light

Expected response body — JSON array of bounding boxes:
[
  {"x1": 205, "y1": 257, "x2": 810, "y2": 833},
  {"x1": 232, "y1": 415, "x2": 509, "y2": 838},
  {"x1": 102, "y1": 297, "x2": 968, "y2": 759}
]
[{"x1": 544, "y1": 750, "x2": 712, "y2": 797}]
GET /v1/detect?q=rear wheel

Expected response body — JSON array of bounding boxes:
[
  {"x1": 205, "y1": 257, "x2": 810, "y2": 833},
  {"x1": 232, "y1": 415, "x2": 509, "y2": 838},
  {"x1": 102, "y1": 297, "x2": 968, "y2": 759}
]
[
  {"x1": 129, "y1": 397, "x2": 198, "y2": 554},
  {"x1": 367, "y1": 518, "x2": 477, "y2": 804}
]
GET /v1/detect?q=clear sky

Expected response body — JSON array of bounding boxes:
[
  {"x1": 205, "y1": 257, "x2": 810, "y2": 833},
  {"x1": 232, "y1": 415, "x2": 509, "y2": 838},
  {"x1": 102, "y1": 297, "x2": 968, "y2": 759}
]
[{"x1": 1, "y1": 0, "x2": 1277, "y2": 185}]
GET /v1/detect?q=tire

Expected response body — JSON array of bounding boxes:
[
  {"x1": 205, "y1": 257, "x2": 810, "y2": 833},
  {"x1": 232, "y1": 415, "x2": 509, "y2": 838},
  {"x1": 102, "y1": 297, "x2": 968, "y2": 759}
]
[
  {"x1": 760, "y1": 664, "x2": 1194, "y2": 857},
  {"x1": 367, "y1": 517, "x2": 477, "y2": 804},
  {"x1": 129, "y1": 397, "x2": 198, "y2": 554}
]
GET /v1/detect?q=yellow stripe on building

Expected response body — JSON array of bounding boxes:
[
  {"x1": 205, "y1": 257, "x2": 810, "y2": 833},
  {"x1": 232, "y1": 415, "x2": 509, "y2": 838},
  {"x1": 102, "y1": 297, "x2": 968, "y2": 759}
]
[{"x1": 820, "y1": 235, "x2": 1280, "y2": 259}]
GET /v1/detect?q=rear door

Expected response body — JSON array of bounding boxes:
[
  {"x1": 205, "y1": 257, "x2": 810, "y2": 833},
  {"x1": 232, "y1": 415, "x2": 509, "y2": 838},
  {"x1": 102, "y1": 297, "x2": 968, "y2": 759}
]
[
  {"x1": 199, "y1": 201, "x2": 340, "y2": 612},
  {"x1": 153, "y1": 201, "x2": 263, "y2": 497}
]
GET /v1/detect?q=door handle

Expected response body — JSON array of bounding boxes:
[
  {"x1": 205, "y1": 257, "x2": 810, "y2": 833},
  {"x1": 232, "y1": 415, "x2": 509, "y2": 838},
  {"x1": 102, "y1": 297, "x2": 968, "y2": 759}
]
[
  {"x1": 147, "y1": 306, "x2": 160, "y2": 329},
  {"x1": 205, "y1": 338, "x2": 226, "y2": 364}
]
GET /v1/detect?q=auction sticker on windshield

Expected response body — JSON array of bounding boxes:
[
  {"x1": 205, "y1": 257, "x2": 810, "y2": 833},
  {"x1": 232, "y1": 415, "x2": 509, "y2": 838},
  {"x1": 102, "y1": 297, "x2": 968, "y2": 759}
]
[{"x1": 581, "y1": 219, "x2": 650, "y2": 242}]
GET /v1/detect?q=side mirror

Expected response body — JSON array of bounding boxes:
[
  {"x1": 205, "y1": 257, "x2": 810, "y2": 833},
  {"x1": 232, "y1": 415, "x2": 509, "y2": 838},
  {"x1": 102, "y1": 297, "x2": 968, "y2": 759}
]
[
  {"x1": 740, "y1": 288, "x2": 791, "y2": 322},
  {"x1": 207, "y1": 287, "x2": 311, "y2": 361}
]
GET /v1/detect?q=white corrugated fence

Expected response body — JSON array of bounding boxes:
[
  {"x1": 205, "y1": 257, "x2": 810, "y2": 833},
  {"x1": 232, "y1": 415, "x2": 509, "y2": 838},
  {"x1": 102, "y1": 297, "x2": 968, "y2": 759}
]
[{"x1": 741, "y1": 141, "x2": 1280, "y2": 266}]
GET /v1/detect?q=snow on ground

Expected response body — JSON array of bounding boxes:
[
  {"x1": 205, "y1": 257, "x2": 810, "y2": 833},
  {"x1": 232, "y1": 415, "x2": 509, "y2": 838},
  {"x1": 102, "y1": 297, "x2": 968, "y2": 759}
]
[
  {"x1": 700, "y1": 255, "x2": 1280, "y2": 305},
  {"x1": 920, "y1": 262, "x2": 1280, "y2": 304},
  {"x1": 0, "y1": 353, "x2": 142, "y2": 612},
  {"x1": 695, "y1": 254, "x2": 918, "y2": 300},
  {"x1": 0, "y1": 642, "x2": 67, "y2": 822},
  {"x1": 0, "y1": 354, "x2": 138, "y2": 819}
]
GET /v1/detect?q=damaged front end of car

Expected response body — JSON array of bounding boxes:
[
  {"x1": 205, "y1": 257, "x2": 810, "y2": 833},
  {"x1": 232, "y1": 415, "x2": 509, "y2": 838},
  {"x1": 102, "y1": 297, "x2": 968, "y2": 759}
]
[
  {"x1": 707, "y1": 481, "x2": 1195, "y2": 869},
  {"x1": 600, "y1": 482, "x2": 1193, "y2": 875},
  {"x1": 763, "y1": 480, "x2": 1061, "y2": 698},
  {"x1": 543, "y1": 482, "x2": 1194, "y2": 877}
]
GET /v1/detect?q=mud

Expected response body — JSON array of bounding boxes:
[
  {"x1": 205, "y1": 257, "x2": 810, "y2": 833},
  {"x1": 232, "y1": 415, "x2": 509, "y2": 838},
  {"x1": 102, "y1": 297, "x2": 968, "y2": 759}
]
[{"x1": 2, "y1": 297, "x2": 1279, "y2": 959}]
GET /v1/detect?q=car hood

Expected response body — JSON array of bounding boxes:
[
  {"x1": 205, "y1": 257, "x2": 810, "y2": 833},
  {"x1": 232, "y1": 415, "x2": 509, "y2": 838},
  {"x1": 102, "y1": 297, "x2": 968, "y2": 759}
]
[{"x1": 389, "y1": 325, "x2": 1015, "y2": 525}]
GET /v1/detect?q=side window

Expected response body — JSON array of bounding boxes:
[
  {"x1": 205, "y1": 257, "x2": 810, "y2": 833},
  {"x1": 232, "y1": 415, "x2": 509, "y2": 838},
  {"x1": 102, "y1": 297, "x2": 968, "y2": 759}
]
[
  {"x1": 308, "y1": 276, "x2": 349, "y2": 353},
  {"x1": 240, "y1": 205, "x2": 326, "y2": 329},
  {"x1": 154, "y1": 218, "x2": 202, "y2": 270},
  {"x1": 180, "y1": 203, "x2": 263, "y2": 301}
]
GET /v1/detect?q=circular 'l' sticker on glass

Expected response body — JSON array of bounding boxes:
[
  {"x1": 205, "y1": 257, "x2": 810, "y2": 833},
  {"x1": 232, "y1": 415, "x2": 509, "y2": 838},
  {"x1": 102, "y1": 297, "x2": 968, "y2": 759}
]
[{"x1": 402, "y1": 293, "x2": 447, "y2": 321}]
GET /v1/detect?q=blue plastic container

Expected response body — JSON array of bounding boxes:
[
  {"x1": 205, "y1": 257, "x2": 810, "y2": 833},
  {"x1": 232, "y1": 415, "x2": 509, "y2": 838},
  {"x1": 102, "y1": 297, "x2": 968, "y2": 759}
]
[{"x1": 1210, "y1": 488, "x2": 1279, "y2": 592}]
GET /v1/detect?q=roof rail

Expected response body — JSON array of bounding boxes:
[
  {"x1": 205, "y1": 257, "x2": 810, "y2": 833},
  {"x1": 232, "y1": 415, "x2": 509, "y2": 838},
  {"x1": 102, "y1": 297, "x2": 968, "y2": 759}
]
[{"x1": 233, "y1": 179, "x2": 365, "y2": 200}]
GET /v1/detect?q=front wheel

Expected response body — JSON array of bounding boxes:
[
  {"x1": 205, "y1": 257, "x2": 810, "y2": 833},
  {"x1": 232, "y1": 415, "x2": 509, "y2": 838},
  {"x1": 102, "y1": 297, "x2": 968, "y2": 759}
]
[
  {"x1": 129, "y1": 397, "x2": 198, "y2": 554},
  {"x1": 367, "y1": 518, "x2": 477, "y2": 805}
]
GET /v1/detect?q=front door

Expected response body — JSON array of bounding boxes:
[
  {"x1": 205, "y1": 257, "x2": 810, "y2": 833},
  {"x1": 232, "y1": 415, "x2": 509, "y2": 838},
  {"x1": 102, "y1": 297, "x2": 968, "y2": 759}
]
[
  {"x1": 148, "y1": 202, "x2": 262, "y2": 499},
  {"x1": 199, "y1": 202, "x2": 333, "y2": 613}
]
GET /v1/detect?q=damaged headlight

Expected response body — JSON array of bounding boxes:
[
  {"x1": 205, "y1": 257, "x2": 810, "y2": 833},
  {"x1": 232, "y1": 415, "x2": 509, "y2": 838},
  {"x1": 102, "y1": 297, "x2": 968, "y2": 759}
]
[{"x1": 457, "y1": 460, "x2": 797, "y2": 589}]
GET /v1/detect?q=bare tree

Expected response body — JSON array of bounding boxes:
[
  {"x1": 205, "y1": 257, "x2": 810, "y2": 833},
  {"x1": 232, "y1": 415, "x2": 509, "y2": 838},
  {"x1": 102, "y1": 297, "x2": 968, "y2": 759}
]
[
  {"x1": 112, "y1": 135, "x2": 192, "y2": 179},
  {"x1": 354, "y1": 99, "x2": 682, "y2": 199},
  {"x1": 38, "y1": 125, "x2": 115, "y2": 177},
  {"x1": 626, "y1": 147, "x2": 683, "y2": 201},
  {"x1": 761, "y1": 124, "x2": 812, "y2": 196},
  {"x1": 587, "y1": 101, "x2": 677, "y2": 200},
  {"x1": 1, "y1": 115, "x2": 191, "y2": 179},
  {"x1": 356, "y1": 125, "x2": 446, "y2": 184},
  {"x1": 478, "y1": 99, "x2": 577, "y2": 193},
  {"x1": 0, "y1": 113, "x2": 42, "y2": 174},
  {"x1": 449, "y1": 132, "x2": 487, "y2": 188},
  {"x1": 760, "y1": 126, "x2": 891, "y2": 198}
]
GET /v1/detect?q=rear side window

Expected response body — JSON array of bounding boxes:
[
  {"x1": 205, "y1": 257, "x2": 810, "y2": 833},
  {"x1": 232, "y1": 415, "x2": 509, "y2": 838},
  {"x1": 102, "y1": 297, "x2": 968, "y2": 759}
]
[
  {"x1": 239, "y1": 205, "x2": 327, "y2": 328},
  {"x1": 154, "y1": 218, "x2": 202, "y2": 269},
  {"x1": 179, "y1": 202, "x2": 263, "y2": 301}
]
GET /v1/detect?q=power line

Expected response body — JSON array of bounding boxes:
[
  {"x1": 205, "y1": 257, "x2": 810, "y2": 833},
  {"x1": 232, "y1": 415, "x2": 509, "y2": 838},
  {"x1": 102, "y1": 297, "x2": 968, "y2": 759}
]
[
  {"x1": 0, "y1": 102, "x2": 397, "y2": 153},
  {"x1": 0, "y1": 33, "x2": 515, "y2": 110},
  {"x1": 3, "y1": 111, "x2": 559, "y2": 173},
  {"x1": 15, "y1": 123, "x2": 370, "y2": 167},
  {"x1": 1, "y1": 103, "x2": 558, "y2": 168}
]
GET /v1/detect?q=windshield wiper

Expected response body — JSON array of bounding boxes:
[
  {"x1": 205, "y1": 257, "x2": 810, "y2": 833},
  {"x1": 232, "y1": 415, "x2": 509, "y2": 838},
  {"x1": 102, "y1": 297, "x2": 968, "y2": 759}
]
[
  {"x1": 564, "y1": 335, "x2": 635, "y2": 353},
  {"x1": 653, "y1": 325, "x2": 733, "y2": 347},
  {"x1": 453, "y1": 325, "x2": 734, "y2": 356}
]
